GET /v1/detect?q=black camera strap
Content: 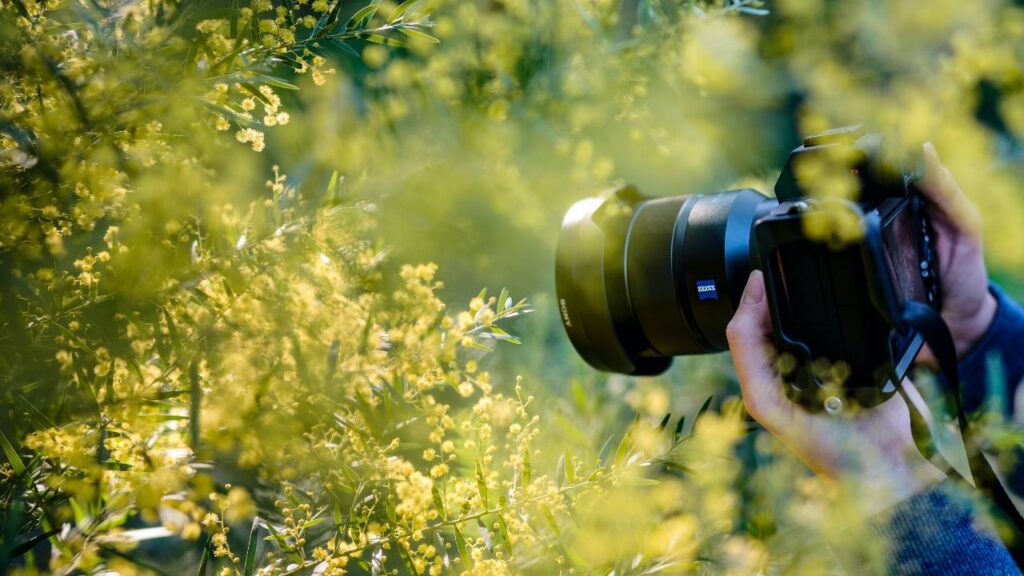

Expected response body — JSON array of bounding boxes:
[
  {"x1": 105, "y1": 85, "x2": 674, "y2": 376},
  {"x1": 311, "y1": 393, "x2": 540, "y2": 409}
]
[{"x1": 898, "y1": 300, "x2": 1024, "y2": 564}]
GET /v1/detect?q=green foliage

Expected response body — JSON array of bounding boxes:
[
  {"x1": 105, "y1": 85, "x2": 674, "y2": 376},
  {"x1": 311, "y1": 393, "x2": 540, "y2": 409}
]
[{"x1": 2, "y1": 0, "x2": 1024, "y2": 575}]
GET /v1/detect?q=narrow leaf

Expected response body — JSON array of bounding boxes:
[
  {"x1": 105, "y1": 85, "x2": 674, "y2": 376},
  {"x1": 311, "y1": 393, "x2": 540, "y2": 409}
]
[
  {"x1": 522, "y1": 448, "x2": 531, "y2": 487},
  {"x1": 397, "y1": 540, "x2": 420, "y2": 575},
  {"x1": 0, "y1": 429, "x2": 25, "y2": 475},
  {"x1": 324, "y1": 170, "x2": 340, "y2": 206},
  {"x1": 243, "y1": 517, "x2": 260, "y2": 576},
  {"x1": 362, "y1": 33, "x2": 406, "y2": 46},
  {"x1": 196, "y1": 532, "x2": 210, "y2": 573},
  {"x1": 496, "y1": 288, "x2": 509, "y2": 313},
  {"x1": 388, "y1": 0, "x2": 420, "y2": 22},
  {"x1": 10, "y1": 529, "x2": 59, "y2": 559},
  {"x1": 598, "y1": 433, "x2": 616, "y2": 465},
  {"x1": 399, "y1": 27, "x2": 439, "y2": 43},
  {"x1": 454, "y1": 525, "x2": 472, "y2": 570},
  {"x1": 614, "y1": 430, "x2": 632, "y2": 464},
  {"x1": 541, "y1": 505, "x2": 560, "y2": 536},
  {"x1": 495, "y1": 513, "x2": 513, "y2": 554},
  {"x1": 260, "y1": 77, "x2": 300, "y2": 91},
  {"x1": 476, "y1": 519, "x2": 493, "y2": 552},
  {"x1": 432, "y1": 481, "x2": 447, "y2": 521},
  {"x1": 658, "y1": 413, "x2": 672, "y2": 431},
  {"x1": 434, "y1": 530, "x2": 450, "y2": 569},
  {"x1": 347, "y1": 0, "x2": 381, "y2": 30},
  {"x1": 673, "y1": 415, "x2": 687, "y2": 443},
  {"x1": 694, "y1": 396, "x2": 713, "y2": 432},
  {"x1": 475, "y1": 461, "x2": 489, "y2": 507},
  {"x1": 331, "y1": 39, "x2": 361, "y2": 58},
  {"x1": 189, "y1": 359, "x2": 201, "y2": 452}
]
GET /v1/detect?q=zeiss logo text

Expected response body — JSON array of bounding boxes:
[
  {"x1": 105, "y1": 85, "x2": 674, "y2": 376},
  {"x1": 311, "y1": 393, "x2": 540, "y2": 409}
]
[{"x1": 696, "y1": 280, "x2": 718, "y2": 301}]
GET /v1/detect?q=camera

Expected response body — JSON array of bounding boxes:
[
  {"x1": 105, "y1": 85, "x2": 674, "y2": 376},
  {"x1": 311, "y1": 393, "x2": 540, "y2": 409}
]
[{"x1": 555, "y1": 126, "x2": 942, "y2": 411}]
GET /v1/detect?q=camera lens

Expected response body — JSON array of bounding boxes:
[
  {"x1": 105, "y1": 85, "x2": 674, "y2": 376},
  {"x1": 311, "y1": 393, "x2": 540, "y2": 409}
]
[{"x1": 555, "y1": 187, "x2": 772, "y2": 375}]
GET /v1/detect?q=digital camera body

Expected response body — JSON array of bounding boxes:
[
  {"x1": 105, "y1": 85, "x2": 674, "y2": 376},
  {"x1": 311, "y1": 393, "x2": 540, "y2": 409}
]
[{"x1": 555, "y1": 126, "x2": 941, "y2": 411}]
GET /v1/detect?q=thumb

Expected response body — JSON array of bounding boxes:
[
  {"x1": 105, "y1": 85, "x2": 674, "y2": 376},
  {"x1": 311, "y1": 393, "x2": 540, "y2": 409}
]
[{"x1": 726, "y1": 271, "x2": 796, "y2": 430}]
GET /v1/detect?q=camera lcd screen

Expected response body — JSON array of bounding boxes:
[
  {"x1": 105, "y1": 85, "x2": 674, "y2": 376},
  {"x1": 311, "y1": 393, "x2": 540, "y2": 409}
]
[{"x1": 882, "y1": 200, "x2": 927, "y2": 305}]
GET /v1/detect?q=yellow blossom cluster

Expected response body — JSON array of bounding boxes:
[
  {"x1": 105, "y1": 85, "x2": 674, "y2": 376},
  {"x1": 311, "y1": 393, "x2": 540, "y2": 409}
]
[{"x1": 4, "y1": 0, "x2": 1024, "y2": 574}]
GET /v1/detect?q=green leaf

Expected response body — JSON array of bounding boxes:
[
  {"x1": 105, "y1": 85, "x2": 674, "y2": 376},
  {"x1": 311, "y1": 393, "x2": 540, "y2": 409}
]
[
  {"x1": 555, "y1": 452, "x2": 565, "y2": 489},
  {"x1": 470, "y1": 520, "x2": 490, "y2": 553},
  {"x1": 597, "y1": 433, "x2": 616, "y2": 466},
  {"x1": 360, "y1": 312, "x2": 375, "y2": 354},
  {"x1": 397, "y1": 540, "x2": 420, "y2": 575},
  {"x1": 434, "y1": 530, "x2": 450, "y2": 569},
  {"x1": 496, "y1": 287, "x2": 509, "y2": 313},
  {"x1": 432, "y1": 481, "x2": 447, "y2": 521},
  {"x1": 522, "y1": 447, "x2": 531, "y2": 487},
  {"x1": 325, "y1": 339, "x2": 340, "y2": 385},
  {"x1": 264, "y1": 521, "x2": 301, "y2": 562},
  {"x1": 694, "y1": 396, "x2": 713, "y2": 432},
  {"x1": 259, "y1": 77, "x2": 300, "y2": 91},
  {"x1": 333, "y1": 501, "x2": 344, "y2": 531},
  {"x1": 243, "y1": 517, "x2": 260, "y2": 576},
  {"x1": 197, "y1": 538, "x2": 209, "y2": 576},
  {"x1": 386, "y1": 481, "x2": 398, "y2": 525},
  {"x1": 488, "y1": 326, "x2": 522, "y2": 344},
  {"x1": 564, "y1": 449, "x2": 575, "y2": 484},
  {"x1": 362, "y1": 33, "x2": 407, "y2": 47},
  {"x1": 101, "y1": 460, "x2": 133, "y2": 471},
  {"x1": 462, "y1": 339, "x2": 492, "y2": 352},
  {"x1": 614, "y1": 430, "x2": 632, "y2": 464},
  {"x1": 475, "y1": 461, "x2": 489, "y2": 507},
  {"x1": 388, "y1": 0, "x2": 421, "y2": 22},
  {"x1": 736, "y1": 6, "x2": 770, "y2": 15},
  {"x1": 398, "y1": 27, "x2": 439, "y2": 43},
  {"x1": 620, "y1": 476, "x2": 661, "y2": 487},
  {"x1": 70, "y1": 497, "x2": 87, "y2": 526},
  {"x1": 495, "y1": 513, "x2": 513, "y2": 555},
  {"x1": 673, "y1": 416, "x2": 687, "y2": 443},
  {"x1": 239, "y1": 79, "x2": 277, "y2": 109},
  {"x1": 10, "y1": 529, "x2": 59, "y2": 559},
  {"x1": 189, "y1": 359, "x2": 201, "y2": 452},
  {"x1": 324, "y1": 169, "x2": 340, "y2": 206},
  {"x1": 454, "y1": 525, "x2": 472, "y2": 570},
  {"x1": 571, "y1": 380, "x2": 587, "y2": 413},
  {"x1": 331, "y1": 39, "x2": 361, "y2": 57},
  {"x1": 658, "y1": 412, "x2": 672, "y2": 431},
  {"x1": 347, "y1": 0, "x2": 381, "y2": 31},
  {"x1": 541, "y1": 504, "x2": 560, "y2": 536},
  {"x1": 0, "y1": 429, "x2": 25, "y2": 475},
  {"x1": 15, "y1": 392, "x2": 56, "y2": 428},
  {"x1": 310, "y1": 0, "x2": 345, "y2": 37}
]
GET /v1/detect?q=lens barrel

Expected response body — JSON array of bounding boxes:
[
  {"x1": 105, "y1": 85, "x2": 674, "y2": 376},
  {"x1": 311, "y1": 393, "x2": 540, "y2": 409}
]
[{"x1": 555, "y1": 187, "x2": 771, "y2": 375}]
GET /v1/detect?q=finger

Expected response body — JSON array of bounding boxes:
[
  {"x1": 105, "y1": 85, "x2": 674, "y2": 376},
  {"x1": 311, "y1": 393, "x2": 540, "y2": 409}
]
[
  {"x1": 919, "y1": 142, "x2": 982, "y2": 238},
  {"x1": 726, "y1": 271, "x2": 797, "y2": 430}
]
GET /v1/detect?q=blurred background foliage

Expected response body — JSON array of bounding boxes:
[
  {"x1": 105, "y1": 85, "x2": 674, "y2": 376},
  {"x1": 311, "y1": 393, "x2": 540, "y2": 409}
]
[{"x1": 2, "y1": 0, "x2": 1024, "y2": 574}]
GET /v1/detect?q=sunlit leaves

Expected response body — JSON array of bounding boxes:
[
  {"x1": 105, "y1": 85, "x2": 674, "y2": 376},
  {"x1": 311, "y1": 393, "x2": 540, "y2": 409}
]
[{"x1": 3, "y1": 0, "x2": 1024, "y2": 574}]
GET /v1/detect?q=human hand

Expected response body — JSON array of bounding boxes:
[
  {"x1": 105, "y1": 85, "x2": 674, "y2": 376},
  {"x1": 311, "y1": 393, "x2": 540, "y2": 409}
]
[
  {"x1": 726, "y1": 271, "x2": 946, "y2": 513},
  {"x1": 917, "y1": 142, "x2": 996, "y2": 360}
]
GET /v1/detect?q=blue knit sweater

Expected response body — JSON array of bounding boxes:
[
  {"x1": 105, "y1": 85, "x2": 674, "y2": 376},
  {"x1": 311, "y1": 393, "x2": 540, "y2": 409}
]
[{"x1": 880, "y1": 285, "x2": 1024, "y2": 575}]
